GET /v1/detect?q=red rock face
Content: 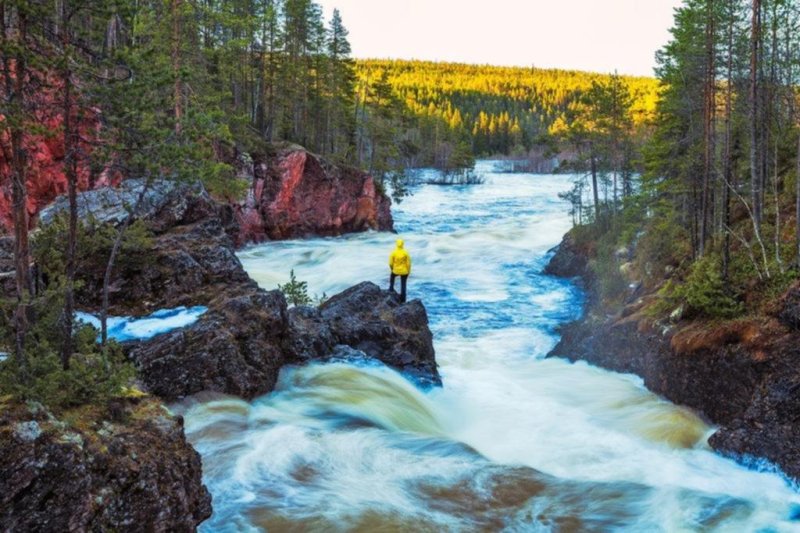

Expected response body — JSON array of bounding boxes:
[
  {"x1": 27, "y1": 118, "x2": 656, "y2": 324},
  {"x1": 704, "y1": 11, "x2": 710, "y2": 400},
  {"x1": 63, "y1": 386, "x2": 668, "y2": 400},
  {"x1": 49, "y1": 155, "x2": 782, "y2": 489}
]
[
  {"x1": 4, "y1": 110, "x2": 392, "y2": 244},
  {"x1": 0, "y1": 76, "x2": 109, "y2": 233},
  {"x1": 232, "y1": 147, "x2": 393, "y2": 245}
]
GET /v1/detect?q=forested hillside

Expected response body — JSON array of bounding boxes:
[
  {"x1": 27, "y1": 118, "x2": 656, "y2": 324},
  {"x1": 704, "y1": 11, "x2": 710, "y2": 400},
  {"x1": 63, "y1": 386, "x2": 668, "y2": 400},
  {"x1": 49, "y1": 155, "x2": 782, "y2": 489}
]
[
  {"x1": 547, "y1": 0, "x2": 800, "y2": 484},
  {"x1": 556, "y1": 0, "x2": 800, "y2": 322},
  {"x1": 355, "y1": 59, "x2": 660, "y2": 170}
]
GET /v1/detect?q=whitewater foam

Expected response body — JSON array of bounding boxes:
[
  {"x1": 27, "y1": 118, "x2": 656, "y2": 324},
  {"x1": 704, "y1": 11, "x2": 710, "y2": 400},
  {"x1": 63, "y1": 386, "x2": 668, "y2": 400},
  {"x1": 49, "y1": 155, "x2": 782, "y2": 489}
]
[
  {"x1": 75, "y1": 305, "x2": 207, "y2": 342},
  {"x1": 186, "y1": 165, "x2": 800, "y2": 531}
]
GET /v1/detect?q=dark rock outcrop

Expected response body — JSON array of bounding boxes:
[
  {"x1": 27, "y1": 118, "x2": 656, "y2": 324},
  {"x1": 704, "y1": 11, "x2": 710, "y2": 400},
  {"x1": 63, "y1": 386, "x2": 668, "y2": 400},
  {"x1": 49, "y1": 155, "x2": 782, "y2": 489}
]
[
  {"x1": 40, "y1": 180, "x2": 436, "y2": 400},
  {"x1": 38, "y1": 179, "x2": 191, "y2": 228},
  {"x1": 231, "y1": 145, "x2": 394, "y2": 244},
  {"x1": 40, "y1": 180, "x2": 247, "y2": 315},
  {"x1": 127, "y1": 288, "x2": 290, "y2": 401},
  {"x1": 128, "y1": 282, "x2": 441, "y2": 401},
  {"x1": 281, "y1": 285, "x2": 441, "y2": 387},
  {"x1": 544, "y1": 230, "x2": 593, "y2": 279},
  {"x1": 0, "y1": 400, "x2": 211, "y2": 532},
  {"x1": 710, "y1": 371, "x2": 800, "y2": 481},
  {"x1": 283, "y1": 305, "x2": 337, "y2": 362},
  {"x1": 37, "y1": 176, "x2": 435, "y2": 402},
  {"x1": 319, "y1": 282, "x2": 440, "y2": 387},
  {"x1": 546, "y1": 234, "x2": 800, "y2": 483}
]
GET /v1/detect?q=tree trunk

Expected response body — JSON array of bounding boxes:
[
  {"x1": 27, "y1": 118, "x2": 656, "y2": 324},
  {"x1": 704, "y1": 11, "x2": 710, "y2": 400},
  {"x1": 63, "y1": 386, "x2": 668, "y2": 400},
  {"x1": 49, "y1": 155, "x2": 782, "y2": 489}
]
[
  {"x1": 172, "y1": 0, "x2": 182, "y2": 137},
  {"x1": 700, "y1": 0, "x2": 716, "y2": 258},
  {"x1": 7, "y1": 10, "x2": 31, "y2": 371},
  {"x1": 749, "y1": 0, "x2": 762, "y2": 229},
  {"x1": 796, "y1": 132, "x2": 800, "y2": 267},
  {"x1": 61, "y1": 80, "x2": 78, "y2": 369},
  {"x1": 612, "y1": 168, "x2": 618, "y2": 215},
  {"x1": 60, "y1": 1, "x2": 78, "y2": 370},
  {"x1": 590, "y1": 148, "x2": 600, "y2": 225},
  {"x1": 722, "y1": 0, "x2": 734, "y2": 280},
  {"x1": 101, "y1": 181, "x2": 152, "y2": 345},
  {"x1": 11, "y1": 133, "x2": 29, "y2": 369},
  {"x1": 100, "y1": 178, "x2": 152, "y2": 346}
]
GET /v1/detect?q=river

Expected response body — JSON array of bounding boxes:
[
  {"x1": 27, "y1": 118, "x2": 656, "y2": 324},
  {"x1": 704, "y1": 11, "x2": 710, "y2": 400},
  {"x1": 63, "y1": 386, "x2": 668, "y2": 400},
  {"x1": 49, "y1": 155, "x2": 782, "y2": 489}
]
[{"x1": 180, "y1": 162, "x2": 800, "y2": 531}]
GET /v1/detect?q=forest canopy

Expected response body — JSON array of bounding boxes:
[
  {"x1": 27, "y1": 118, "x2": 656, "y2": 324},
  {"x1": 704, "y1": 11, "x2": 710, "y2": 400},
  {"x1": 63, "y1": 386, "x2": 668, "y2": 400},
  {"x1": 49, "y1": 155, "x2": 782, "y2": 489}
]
[{"x1": 355, "y1": 59, "x2": 660, "y2": 170}]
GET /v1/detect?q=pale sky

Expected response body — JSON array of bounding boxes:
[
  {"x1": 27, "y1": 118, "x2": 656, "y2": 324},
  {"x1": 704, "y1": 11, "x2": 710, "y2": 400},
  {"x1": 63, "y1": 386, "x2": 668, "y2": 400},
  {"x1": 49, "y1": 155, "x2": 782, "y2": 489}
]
[{"x1": 316, "y1": 0, "x2": 684, "y2": 77}]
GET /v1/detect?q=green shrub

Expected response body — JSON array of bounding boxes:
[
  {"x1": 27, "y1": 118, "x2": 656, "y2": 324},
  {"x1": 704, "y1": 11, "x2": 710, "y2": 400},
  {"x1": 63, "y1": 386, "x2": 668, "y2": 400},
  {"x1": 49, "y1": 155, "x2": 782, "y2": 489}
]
[
  {"x1": 662, "y1": 255, "x2": 744, "y2": 319},
  {"x1": 32, "y1": 214, "x2": 153, "y2": 282},
  {"x1": 278, "y1": 270, "x2": 312, "y2": 307},
  {"x1": 636, "y1": 210, "x2": 692, "y2": 281},
  {"x1": 1, "y1": 229, "x2": 138, "y2": 412},
  {"x1": 0, "y1": 322, "x2": 135, "y2": 413}
]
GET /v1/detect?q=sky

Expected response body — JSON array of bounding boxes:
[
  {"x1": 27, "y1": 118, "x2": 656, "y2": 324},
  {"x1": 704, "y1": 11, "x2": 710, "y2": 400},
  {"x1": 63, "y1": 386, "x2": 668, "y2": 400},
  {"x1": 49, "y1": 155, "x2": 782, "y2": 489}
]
[{"x1": 315, "y1": 0, "x2": 684, "y2": 77}]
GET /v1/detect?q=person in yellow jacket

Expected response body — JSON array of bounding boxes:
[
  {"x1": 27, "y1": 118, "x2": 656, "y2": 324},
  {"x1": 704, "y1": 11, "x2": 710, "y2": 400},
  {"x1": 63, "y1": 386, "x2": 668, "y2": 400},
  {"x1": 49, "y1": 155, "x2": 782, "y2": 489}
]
[{"x1": 389, "y1": 239, "x2": 412, "y2": 303}]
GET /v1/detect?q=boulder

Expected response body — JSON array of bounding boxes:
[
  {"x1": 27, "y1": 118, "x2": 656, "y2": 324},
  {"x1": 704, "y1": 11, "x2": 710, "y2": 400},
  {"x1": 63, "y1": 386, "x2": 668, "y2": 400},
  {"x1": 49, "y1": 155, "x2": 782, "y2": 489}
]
[
  {"x1": 283, "y1": 305, "x2": 337, "y2": 362},
  {"x1": 0, "y1": 400, "x2": 211, "y2": 532},
  {"x1": 543, "y1": 230, "x2": 592, "y2": 279},
  {"x1": 127, "y1": 289, "x2": 289, "y2": 401},
  {"x1": 38, "y1": 179, "x2": 187, "y2": 228},
  {"x1": 319, "y1": 282, "x2": 440, "y2": 387},
  {"x1": 128, "y1": 282, "x2": 441, "y2": 401}
]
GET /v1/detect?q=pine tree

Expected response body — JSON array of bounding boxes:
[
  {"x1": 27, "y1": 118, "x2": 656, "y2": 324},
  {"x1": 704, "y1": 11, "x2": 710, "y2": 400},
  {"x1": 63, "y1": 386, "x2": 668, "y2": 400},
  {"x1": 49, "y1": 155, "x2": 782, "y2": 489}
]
[{"x1": 326, "y1": 8, "x2": 355, "y2": 158}]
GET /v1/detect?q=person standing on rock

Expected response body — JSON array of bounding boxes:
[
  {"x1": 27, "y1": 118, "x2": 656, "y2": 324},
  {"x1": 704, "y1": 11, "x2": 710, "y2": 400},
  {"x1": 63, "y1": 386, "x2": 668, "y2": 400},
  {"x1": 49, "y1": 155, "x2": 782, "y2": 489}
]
[{"x1": 389, "y1": 239, "x2": 412, "y2": 303}]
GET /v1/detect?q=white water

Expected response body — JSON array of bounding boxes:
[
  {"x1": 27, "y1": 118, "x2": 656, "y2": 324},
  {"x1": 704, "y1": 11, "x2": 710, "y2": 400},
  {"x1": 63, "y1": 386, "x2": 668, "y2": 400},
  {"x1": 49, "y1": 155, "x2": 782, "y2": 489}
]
[
  {"x1": 76, "y1": 306, "x2": 208, "y2": 342},
  {"x1": 180, "y1": 161, "x2": 800, "y2": 531}
]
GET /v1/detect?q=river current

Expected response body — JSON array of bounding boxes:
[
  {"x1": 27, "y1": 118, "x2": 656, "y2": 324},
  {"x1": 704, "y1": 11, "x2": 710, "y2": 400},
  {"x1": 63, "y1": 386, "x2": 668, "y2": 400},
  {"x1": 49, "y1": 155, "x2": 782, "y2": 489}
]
[{"x1": 180, "y1": 162, "x2": 800, "y2": 531}]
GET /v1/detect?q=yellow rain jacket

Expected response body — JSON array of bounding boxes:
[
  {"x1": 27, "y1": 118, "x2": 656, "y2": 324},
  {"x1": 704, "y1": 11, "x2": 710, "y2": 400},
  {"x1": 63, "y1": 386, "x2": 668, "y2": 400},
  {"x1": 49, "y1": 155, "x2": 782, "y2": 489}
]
[{"x1": 389, "y1": 239, "x2": 412, "y2": 275}]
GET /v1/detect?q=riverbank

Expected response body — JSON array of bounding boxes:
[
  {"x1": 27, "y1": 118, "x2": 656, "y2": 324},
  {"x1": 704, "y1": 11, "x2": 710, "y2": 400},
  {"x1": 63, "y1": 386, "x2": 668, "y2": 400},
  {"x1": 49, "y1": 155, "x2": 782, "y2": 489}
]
[
  {"x1": 546, "y1": 226, "x2": 800, "y2": 485},
  {"x1": 0, "y1": 148, "x2": 423, "y2": 531},
  {"x1": 1, "y1": 396, "x2": 212, "y2": 531}
]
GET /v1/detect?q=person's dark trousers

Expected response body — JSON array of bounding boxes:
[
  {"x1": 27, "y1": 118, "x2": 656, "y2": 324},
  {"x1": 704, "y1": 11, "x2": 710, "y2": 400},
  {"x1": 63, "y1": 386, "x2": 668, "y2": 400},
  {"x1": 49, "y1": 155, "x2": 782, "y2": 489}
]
[{"x1": 390, "y1": 273, "x2": 409, "y2": 303}]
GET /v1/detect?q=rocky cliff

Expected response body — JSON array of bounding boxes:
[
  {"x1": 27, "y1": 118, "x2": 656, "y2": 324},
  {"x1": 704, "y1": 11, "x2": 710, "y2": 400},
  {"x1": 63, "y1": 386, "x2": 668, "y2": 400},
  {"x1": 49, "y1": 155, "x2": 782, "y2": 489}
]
[
  {"x1": 0, "y1": 398, "x2": 211, "y2": 532},
  {"x1": 546, "y1": 233, "x2": 800, "y2": 483},
  {"x1": 6, "y1": 139, "x2": 393, "y2": 245},
  {"x1": 231, "y1": 145, "x2": 393, "y2": 244},
  {"x1": 38, "y1": 179, "x2": 437, "y2": 400},
  {"x1": 0, "y1": 76, "x2": 114, "y2": 234},
  {"x1": 4, "y1": 170, "x2": 427, "y2": 531}
]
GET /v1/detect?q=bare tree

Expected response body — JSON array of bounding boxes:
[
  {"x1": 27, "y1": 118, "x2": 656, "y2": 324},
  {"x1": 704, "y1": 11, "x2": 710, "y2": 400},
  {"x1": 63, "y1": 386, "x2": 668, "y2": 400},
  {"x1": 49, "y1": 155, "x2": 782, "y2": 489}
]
[{"x1": 100, "y1": 179, "x2": 152, "y2": 346}]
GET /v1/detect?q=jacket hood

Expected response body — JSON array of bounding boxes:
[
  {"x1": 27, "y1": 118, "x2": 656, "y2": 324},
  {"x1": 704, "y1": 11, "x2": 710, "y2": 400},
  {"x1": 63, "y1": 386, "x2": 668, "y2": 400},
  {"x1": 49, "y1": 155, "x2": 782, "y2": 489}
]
[{"x1": 396, "y1": 239, "x2": 404, "y2": 248}]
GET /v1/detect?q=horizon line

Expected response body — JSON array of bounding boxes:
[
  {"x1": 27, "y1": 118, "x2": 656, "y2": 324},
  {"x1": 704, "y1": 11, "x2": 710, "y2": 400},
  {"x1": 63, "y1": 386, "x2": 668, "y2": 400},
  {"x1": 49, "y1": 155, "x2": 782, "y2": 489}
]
[{"x1": 353, "y1": 56, "x2": 657, "y2": 80}]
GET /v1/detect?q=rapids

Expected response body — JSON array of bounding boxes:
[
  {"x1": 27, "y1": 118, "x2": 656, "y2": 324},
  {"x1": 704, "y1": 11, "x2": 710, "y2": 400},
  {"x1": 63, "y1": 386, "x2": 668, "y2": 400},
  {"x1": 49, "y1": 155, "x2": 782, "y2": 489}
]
[{"x1": 179, "y1": 162, "x2": 800, "y2": 531}]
